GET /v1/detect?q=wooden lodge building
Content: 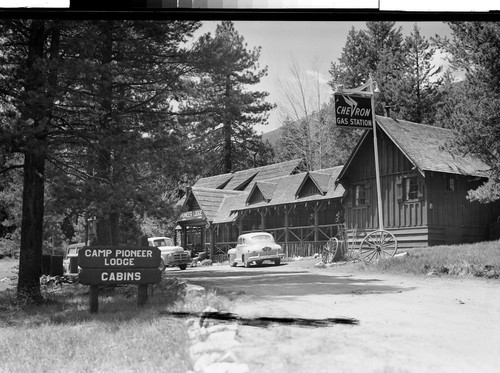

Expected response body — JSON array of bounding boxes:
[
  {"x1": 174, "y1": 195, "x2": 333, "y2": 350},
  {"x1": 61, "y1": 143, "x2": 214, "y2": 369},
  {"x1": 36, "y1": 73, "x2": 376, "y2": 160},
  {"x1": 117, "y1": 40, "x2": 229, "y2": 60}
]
[
  {"x1": 176, "y1": 116, "x2": 500, "y2": 259},
  {"x1": 339, "y1": 116, "x2": 500, "y2": 248}
]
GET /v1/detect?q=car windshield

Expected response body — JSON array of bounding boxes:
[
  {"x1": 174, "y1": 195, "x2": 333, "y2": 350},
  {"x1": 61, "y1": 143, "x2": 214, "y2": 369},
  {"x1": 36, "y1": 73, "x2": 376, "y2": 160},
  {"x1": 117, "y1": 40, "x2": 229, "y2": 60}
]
[
  {"x1": 152, "y1": 238, "x2": 174, "y2": 247},
  {"x1": 250, "y1": 234, "x2": 273, "y2": 242}
]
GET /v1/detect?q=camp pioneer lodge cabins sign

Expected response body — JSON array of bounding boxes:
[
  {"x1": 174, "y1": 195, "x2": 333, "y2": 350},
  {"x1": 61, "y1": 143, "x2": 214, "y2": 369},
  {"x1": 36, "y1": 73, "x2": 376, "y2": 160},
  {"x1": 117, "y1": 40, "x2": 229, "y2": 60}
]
[
  {"x1": 78, "y1": 246, "x2": 162, "y2": 285},
  {"x1": 78, "y1": 246, "x2": 162, "y2": 313},
  {"x1": 334, "y1": 93, "x2": 373, "y2": 128}
]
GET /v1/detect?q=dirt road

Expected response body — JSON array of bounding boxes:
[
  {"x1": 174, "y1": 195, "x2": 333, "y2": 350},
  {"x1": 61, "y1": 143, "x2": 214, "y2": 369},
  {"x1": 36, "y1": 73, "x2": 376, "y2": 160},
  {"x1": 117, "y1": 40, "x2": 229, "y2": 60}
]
[{"x1": 172, "y1": 259, "x2": 500, "y2": 373}]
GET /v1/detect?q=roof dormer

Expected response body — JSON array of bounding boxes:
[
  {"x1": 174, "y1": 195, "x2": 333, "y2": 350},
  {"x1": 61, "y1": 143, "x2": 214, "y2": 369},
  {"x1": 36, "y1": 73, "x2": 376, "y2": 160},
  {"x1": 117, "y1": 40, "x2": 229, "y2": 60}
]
[
  {"x1": 296, "y1": 172, "x2": 328, "y2": 199},
  {"x1": 246, "y1": 181, "x2": 277, "y2": 205}
]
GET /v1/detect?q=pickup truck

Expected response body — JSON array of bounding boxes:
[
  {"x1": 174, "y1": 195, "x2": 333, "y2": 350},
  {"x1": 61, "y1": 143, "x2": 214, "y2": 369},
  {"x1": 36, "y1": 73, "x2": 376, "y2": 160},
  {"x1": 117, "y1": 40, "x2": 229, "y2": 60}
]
[
  {"x1": 148, "y1": 236, "x2": 191, "y2": 271},
  {"x1": 64, "y1": 242, "x2": 85, "y2": 274}
]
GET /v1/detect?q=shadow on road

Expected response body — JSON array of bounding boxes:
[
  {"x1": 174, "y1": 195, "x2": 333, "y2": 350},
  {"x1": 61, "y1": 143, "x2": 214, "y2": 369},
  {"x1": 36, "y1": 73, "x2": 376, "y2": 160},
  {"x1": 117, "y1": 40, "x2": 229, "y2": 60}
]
[{"x1": 166, "y1": 266, "x2": 414, "y2": 297}]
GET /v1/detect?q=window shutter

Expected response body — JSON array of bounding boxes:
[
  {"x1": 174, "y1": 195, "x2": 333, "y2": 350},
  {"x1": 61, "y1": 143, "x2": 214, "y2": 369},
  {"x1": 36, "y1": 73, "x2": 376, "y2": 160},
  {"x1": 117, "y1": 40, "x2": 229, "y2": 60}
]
[{"x1": 396, "y1": 176, "x2": 403, "y2": 201}]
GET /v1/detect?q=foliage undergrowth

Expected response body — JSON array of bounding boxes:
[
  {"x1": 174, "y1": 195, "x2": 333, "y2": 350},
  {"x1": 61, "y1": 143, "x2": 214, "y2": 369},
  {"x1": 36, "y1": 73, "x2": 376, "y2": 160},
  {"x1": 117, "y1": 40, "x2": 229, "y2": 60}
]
[
  {"x1": 0, "y1": 273, "x2": 230, "y2": 373},
  {"x1": 354, "y1": 239, "x2": 500, "y2": 279}
]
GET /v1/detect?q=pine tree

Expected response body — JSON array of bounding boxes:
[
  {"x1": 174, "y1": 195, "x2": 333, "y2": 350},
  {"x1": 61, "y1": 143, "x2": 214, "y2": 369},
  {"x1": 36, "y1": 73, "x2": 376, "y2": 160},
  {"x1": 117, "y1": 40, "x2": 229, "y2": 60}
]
[
  {"x1": 434, "y1": 22, "x2": 500, "y2": 202},
  {"x1": 329, "y1": 22, "x2": 407, "y2": 116},
  {"x1": 0, "y1": 19, "x2": 202, "y2": 300},
  {"x1": 48, "y1": 20, "x2": 201, "y2": 245},
  {"x1": 0, "y1": 19, "x2": 60, "y2": 300},
  {"x1": 396, "y1": 24, "x2": 443, "y2": 124},
  {"x1": 182, "y1": 21, "x2": 274, "y2": 175}
]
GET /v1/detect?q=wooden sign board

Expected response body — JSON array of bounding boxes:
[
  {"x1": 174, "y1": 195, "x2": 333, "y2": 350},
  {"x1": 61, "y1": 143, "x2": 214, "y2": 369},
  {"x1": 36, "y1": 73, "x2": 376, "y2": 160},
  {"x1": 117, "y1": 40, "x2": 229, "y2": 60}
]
[
  {"x1": 78, "y1": 246, "x2": 161, "y2": 269},
  {"x1": 79, "y1": 268, "x2": 162, "y2": 285},
  {"x1": 77, "y1": 246, "x2": 163, "y2": 312},
  {"x1": 334, "y1": 93, "x2": 373, "y2": 128}
]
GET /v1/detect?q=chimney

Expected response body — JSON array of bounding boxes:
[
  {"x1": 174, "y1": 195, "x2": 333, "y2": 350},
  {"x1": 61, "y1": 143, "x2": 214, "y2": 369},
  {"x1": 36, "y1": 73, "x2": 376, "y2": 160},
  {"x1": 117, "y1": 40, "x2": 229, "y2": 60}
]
[{"x1": 385, "y1": 105, "x2": 391, "y2": 117}]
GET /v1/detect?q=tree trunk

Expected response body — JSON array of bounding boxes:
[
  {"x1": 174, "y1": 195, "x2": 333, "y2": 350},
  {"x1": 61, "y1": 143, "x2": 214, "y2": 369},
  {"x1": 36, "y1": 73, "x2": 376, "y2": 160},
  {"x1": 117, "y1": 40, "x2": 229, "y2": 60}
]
[
  {"x1": 92, "y1": 20, "x2": 122, "y2": 246},
  {"x1": 17, "y1": 20, "x2": 48, "y2": 301},
  {"x1": 223, "y1": 78, "x2": 232, "y2": 173},
  {"x1": 17, "y1": 151, "x2": 45, "y2": 301}
]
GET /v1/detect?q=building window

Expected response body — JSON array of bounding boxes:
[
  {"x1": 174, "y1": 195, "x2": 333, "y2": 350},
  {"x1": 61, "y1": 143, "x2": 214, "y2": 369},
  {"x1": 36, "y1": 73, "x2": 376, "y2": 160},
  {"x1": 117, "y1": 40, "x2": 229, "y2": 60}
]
[
  {"x1": 446, "y1": 175, "x2": 456, "y2": 191},
  {"x1": 404, "y1": 177, "x2": 419, "y2": 200},
  {"x1": 397, "y1": 175, "x2": 423, "y2": 202},
  {"x1": 354, "y1": 184, "x2": 366, "y2": 206}
]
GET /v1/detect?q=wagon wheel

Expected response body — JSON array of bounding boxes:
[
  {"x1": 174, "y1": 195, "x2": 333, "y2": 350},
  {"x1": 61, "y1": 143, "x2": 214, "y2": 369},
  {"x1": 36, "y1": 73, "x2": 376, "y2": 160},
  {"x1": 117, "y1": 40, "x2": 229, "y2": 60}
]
[
  {"x1": 359, "y1": 230, "x2": 398, "y2": 262},
  {"x1": 322, "y1": 237, "x2": 339, "y2": 263}
]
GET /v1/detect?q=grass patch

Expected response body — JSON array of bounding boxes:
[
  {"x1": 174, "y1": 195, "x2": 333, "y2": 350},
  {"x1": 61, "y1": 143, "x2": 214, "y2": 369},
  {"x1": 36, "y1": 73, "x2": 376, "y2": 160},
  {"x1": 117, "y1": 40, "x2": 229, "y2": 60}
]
[
  {"x1": 0, "y1": 273, "x2": 231, "y2": 373},
  {"x1": 354, "y1": 239, "x2": 500, "y2": 278}
]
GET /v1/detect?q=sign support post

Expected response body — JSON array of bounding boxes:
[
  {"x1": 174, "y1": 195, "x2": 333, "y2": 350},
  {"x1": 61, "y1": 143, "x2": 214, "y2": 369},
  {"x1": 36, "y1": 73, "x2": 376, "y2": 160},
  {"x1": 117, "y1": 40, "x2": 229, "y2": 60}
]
[
  {"x1": 138, "y1": 284, "x2": 148, "y2": 306},
  {"x1": 90, "y1": 284, "x2": 99, "y2": 313},
  {"x1": 369, "y1": 75, "x2": 384, "y2": 231}
]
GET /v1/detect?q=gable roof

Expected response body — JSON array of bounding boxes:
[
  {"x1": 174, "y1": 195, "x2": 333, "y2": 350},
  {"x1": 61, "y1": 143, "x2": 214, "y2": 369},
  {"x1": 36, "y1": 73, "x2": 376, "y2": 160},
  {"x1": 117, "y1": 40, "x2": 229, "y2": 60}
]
[
  {"x1": 212, "y1": 193, "x2": 248, "y2": 224},
  {"x1": 192, "y1": 159, "x2": 303, "y2": 191},
  {"x1": 247, "y1": 181, "x2": 278, "y2": 203},
  {"x1": 378, "y1": 116, "x2": 489, "y2": 177},
  {"x1": 308, "y1": 171, "x2": 332, "y2": 193},
  {"x1": 186, "y1": 187, "x2": 243, "y2": 222},
  {"x1": 339, "y1": 116, "x2": 490, "y2": 181}
]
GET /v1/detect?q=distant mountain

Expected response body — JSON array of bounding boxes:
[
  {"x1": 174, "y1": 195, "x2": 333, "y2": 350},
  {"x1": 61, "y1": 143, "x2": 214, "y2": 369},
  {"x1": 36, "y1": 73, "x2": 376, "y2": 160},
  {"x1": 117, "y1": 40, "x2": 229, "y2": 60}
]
[{"x1": 261, "y1": 127, "x2": 282, "y2": 146}]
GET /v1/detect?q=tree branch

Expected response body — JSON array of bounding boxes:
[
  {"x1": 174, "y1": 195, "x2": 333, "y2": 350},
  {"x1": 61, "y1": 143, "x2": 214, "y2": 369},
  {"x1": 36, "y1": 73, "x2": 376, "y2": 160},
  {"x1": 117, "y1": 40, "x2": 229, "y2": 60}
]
[{"x1": 0, "y1": 164, "x2": 24, "y2": 174}]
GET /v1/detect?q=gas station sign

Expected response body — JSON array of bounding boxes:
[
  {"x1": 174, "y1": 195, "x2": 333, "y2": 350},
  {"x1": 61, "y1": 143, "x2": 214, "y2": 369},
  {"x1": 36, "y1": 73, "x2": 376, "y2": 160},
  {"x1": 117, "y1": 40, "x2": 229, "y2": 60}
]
[{"x1": 334, "y1": 93, "x2": 373, "y2": 128}]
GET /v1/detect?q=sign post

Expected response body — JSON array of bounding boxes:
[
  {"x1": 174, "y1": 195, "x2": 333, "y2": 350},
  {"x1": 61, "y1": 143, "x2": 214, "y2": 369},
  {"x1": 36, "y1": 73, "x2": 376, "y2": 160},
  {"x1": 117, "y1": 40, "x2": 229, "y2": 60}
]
[
  {"x1": 334, "y1": 77, "x2": 398, "y2": 262},
  {"x1": 78, "y1": 246, "x2": 162, "y2": 313},
  {"x1": 334, "y1": 76, "x2": 383, "y2": 230}
]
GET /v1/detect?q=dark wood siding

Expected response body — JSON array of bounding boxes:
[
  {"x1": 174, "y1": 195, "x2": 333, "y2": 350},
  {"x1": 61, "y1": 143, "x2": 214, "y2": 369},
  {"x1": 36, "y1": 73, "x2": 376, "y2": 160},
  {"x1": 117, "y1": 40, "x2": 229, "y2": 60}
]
[
  {"x1": 426, "y1": 171, "x2": 491, "y2": 244},
  {"x1": 341, "y1": 128, "x2": 499, "y2": 247},
  {"x1": 343, "y1": 129, "x2": 427, "y2": 242}
]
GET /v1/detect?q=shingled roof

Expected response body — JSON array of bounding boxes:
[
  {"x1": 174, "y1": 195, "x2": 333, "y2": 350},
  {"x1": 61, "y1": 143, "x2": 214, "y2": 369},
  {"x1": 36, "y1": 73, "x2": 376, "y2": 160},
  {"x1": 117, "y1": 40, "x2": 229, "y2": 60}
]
[
  {"x1": 225, "y1": 166, "x2": 345, "y2": 212},
  {"x1": 186, "y1": 188, "x2": 243, "y2": 222},
  {"x1": 212, "y1": 193, "x2": 247, "y2": 224},
  {"x1": 378, "y1": 116, "x2": 490, "y2": 177},
  {"x1": 340, "y1": 116, "x2": 490, "y2": 180},
  {"x1": 193, "y1": 159, "x2": 303, "y2": 191},
  {"x1": 250, "y1": 181, "x2": 278, "y2": 202}
]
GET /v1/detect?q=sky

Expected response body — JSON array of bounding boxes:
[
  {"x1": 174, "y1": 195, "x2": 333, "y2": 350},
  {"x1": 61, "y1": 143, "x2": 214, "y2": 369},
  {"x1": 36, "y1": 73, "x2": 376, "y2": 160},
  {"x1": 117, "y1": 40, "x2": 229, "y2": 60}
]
[{"x1": 194, "y1": 21, "x2": 452, "y2": 133}]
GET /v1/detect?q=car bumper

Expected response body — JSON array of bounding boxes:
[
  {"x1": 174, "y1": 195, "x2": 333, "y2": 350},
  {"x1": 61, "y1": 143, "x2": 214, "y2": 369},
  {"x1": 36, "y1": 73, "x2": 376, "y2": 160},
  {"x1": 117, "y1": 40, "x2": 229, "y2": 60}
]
[
  {"x1": 248, "y1": 253, "x2": 285, "y2": 262},
  {"x1": 162, "y1": 256, "x2": 191, "y2": 266}
]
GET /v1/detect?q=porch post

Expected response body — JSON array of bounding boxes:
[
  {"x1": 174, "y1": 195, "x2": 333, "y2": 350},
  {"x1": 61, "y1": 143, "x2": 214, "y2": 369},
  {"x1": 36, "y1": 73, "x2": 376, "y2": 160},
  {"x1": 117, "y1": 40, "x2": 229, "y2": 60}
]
[
  {"x1": 284, "y1": 206, "x2": 290, "y2": 244},
  {"x1": 238, "y1": 213, "x2": 243, "y2": 234},
  {"x1": 207, "y1": 226, "x2": 214, "y2": 261},
  {"x1": 182, "y1": 226, "x2": 187, "y2": 248},
  {"x1": 200, "y1": 225, "x2": 205, "y2": 252},
  {"x1": 260, "y1": 208, "x2": 266, "y2": 231},
  {"x1": 314, "y1": 203, "x2": 319, "y2": 242}
]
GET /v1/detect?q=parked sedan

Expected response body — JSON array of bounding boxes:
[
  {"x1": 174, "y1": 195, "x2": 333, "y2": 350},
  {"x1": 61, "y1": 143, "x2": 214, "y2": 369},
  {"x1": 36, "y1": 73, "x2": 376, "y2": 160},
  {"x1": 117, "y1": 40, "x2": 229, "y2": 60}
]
[{"x1": 228, "y1": 232, "x2": 284, "y2": 267}]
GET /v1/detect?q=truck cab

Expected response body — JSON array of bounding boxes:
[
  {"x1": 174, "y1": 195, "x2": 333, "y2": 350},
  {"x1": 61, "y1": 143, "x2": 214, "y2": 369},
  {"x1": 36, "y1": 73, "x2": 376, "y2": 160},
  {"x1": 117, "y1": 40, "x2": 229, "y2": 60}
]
[
  {"x1": 148, "y1": 236, "x2": 191, "y2": 271},
  {"x1": 64, "y1": 242, "x2": 86, "y2": 274}
]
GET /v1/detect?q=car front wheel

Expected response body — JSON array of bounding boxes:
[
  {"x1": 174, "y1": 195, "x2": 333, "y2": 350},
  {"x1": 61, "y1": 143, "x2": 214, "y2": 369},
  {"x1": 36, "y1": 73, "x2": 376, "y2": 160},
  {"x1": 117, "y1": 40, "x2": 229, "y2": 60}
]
[{"x1": 179, "y1": 264, "x2": 187, "y2": 270}]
